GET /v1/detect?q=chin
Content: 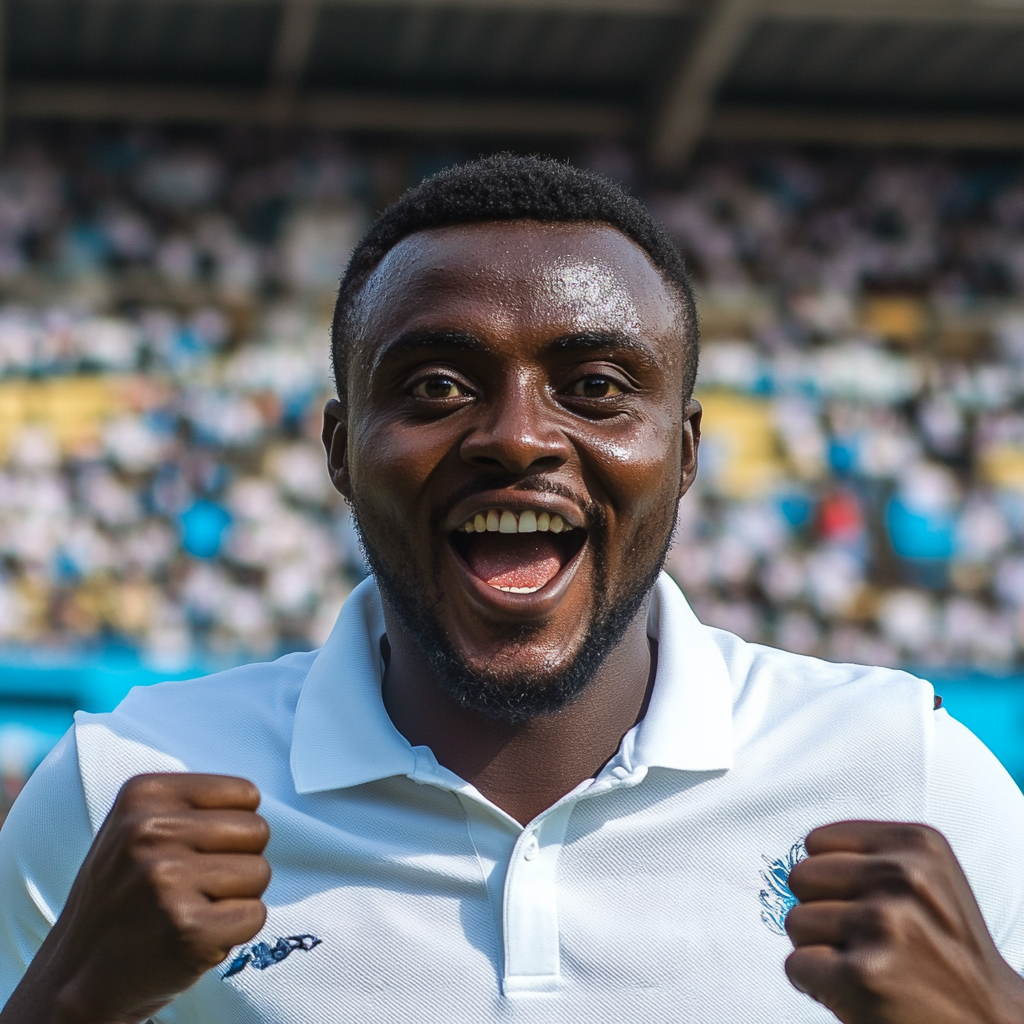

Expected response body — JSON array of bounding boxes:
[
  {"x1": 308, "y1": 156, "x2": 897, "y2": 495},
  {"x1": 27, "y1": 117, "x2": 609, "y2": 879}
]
[{"x1": 351, "y1": 491, "x2": 675, "y2": 724}]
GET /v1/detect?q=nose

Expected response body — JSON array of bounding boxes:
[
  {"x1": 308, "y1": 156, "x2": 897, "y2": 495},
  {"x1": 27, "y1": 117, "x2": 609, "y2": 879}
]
[{"x1": 460, "y1": 372, "x2": 571, "y2": 475}]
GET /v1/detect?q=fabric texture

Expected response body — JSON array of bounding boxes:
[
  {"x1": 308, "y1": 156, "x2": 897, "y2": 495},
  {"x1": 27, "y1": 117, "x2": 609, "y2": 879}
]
[{"x1": 0, "y1": 573, "x2": 1022, "y2": 1024}]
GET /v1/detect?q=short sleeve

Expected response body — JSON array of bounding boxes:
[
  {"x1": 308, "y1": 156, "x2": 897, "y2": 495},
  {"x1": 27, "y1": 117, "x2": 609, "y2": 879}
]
[
  {"x1": 0, "y1": 727, "x2": 95, "y2": 1008},
  {"x1": 926, "y1": 708, "x2": 1024, "y2": 971}
]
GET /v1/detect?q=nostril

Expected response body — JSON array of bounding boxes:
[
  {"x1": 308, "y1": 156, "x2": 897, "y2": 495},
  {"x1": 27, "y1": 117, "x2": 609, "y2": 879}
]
[
  {"x1": 462, "y1": 444, "x2": 568, "y2": 474},
  {"x1": 459, "y1": 419, "x2": 572, "y2": 473}
]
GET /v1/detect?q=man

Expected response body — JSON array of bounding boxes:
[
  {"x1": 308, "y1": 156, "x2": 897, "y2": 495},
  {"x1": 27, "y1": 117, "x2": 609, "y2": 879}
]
[{"x1": 1, "y1": 154, "x2": 1024, "y2": 1024}]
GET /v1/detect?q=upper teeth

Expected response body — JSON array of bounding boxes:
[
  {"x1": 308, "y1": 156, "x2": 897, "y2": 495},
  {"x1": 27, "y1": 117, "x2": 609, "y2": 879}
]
[{"x1": 458, "y1": 510, "x2": 569, "y2": 534}]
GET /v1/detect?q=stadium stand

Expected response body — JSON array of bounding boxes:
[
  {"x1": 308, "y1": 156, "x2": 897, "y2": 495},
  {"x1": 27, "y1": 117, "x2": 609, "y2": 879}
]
[
  {"x1": 2, "y1": 133, "x2": 1024, "y2": 673},
  {"x1": 4, "y1": 0, "x2": 1024, "y2": 806}
]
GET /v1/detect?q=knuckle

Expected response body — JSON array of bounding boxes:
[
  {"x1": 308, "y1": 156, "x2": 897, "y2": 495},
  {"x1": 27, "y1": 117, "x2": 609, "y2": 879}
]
[
  {"x1": 169, "y1": 898, "x2": 216, "y2": 948},
  {"x1": 246, "y1": 898, "x2": 269, "y2": 935},
  {"x1": 217, "y1": 899, "x2": 266, "y2": 946},
  {"x1": 917, "y1": 824, "x2": 950, "y2": 858},
  {"x1": 123, "y1": 810, "x2": 188, "y2": 850},
  {"x1": 860, "y1": 900, "x2": 902, "y2": 942},
  {"x1": 125, "y1": 812, "x2": 166, "y2": 843},
  {"x1": 845, "y1": 946, "x2": 895, "y2": 996},
  {"x1": 866, "y1": 855, "x2": 912, "y2": 893},
  {"x1": 211, "y1": 775, "x2": 260, "y2": 808},
  {"x1": 252, "y1": 814, "x2": 271, "y2": 846},
  {"x1": 900, "y1": 859, "x2": 934, "y2": 899},
  {"x1": 254, "y1": 856, "x2": 272, "y2": 891},
  {"x1": 177, "y1": 926, "x2": 228, "y2": 972},
  {"x1": 143, "y1": 855, "x2": 186, "y2": 893},
  {"x1": 239, "y1": 778, "x2": 261, "y2": 806},
  {"x1": 895, "y1": 822, "x2": 944, "y2": 854},
  {"x1": 783, "y1": 948, "x2": 806, "y2": 982},
  {"x1": 786, "y1": 858, "x2": 810, "y2": 889},
  {"x1": 783, "y1": 903, "x2": 808, "y2": 937},
  {"x1": 118, "y1": 773, "x2": 174, "y2": 807},
  {"x1": 842, "y1": 951, "x2": 874, "y2": 990}
]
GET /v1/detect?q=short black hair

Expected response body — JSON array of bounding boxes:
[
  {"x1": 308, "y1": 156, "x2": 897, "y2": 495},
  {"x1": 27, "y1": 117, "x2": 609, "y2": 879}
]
[{"x1": 331, "y1": 153, "x2": 699, "y2": 402}]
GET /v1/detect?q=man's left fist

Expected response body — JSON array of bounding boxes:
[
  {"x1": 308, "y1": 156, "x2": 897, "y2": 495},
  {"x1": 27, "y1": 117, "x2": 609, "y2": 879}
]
[{"x1": 784, "y1": 820, "x2": 1024, "y2": 1024}]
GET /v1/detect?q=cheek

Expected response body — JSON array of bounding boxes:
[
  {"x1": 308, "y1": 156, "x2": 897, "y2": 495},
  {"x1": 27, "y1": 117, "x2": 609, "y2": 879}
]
[
  {"x1": 582, "y1": 411, "x2": 683, "y2": 527},
  {"x1": 347, "y1": 415, "x2": 451, "y2": 526}
]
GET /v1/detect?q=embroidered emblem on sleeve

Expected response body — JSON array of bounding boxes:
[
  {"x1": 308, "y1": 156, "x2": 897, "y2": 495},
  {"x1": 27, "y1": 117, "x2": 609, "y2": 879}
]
[
  {"x1": 759, "y1": 840, "x2": 807, "y2": 936},
  {"x1": 222, "y1": 934, "x2": 323, "y2": 979}
]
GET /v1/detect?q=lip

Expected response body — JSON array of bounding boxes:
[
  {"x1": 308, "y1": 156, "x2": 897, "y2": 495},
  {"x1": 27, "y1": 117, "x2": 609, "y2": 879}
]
[
  {"x1": 442, "y1": 489, "x2": 590, "y2": 619},
  {"x1": 444, "y1": 491, "x2": 586, "y2": 534}
]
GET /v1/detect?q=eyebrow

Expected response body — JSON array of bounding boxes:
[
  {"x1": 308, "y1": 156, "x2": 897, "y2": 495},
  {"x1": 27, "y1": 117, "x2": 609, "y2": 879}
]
[
  {"x1": 373, "y1": 327, "x2": 660, "y2": 372},
  {"x1": 545, "y1": 331, "x2": 659, "y2": 368},
  {"x1": 373, "y1": 329, "x2": 489, "y2": 370}
]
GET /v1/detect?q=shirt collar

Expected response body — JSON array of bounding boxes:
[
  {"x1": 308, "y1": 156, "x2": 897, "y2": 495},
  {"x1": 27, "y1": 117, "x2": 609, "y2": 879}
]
[
  {"x1": 291, "y1": 578, "x2": 415, "y2": 793},
  {"x1": 290, "y1": 572, "x2": 734, "y2": 795},
  {"x1": 630, "y1": 573, "x2": 734, "y2": 773}
]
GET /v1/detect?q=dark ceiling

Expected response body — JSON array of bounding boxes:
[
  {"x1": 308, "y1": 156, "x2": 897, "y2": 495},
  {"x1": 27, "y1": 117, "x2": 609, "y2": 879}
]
[{"x1": 5, "y1": 0, "x2": 1024, "y2": 169}]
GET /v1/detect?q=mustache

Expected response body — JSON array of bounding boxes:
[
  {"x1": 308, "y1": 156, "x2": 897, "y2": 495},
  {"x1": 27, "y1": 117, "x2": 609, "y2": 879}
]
[{"x1": 429, "y1": 475, "x2": 604, "y2": 537}]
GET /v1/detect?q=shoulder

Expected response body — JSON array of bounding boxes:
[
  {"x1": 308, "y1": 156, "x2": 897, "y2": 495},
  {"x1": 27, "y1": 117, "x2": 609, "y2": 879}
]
[
  {"x1": 107, "y1": 647, "x2": 316, "y2": 736},
  {"x1": 708, "y1": 627, "x2": 934, "y2": 725},
  {"x1": 73, "y1": 649, "x2": 319, "y2": 829},
  {"x1": 0, "y1": 729, "x2": 94, "y2": 1001}
]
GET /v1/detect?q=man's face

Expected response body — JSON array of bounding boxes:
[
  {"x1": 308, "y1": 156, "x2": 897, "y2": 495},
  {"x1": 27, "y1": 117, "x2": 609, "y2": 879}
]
[{"x1": 326, "y1": 220, "x2": 700, "y2": 718}]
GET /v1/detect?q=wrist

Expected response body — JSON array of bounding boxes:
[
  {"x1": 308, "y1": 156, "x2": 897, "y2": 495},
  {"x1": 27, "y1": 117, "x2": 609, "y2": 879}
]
[
  {"x1": 49, "y1": 979, "x2": 149, "y2": 1024},
  {"x1": 0, "y1": 964, "x2": 145, "y2": 1024},
  {"x1": 988, "y1": 959, "x2": 1024, "y2": 1024}
]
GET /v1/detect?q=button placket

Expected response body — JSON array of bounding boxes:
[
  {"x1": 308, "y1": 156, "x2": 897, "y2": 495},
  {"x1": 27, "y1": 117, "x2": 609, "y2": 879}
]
[{"x1": 501, "y1": 804, "x2": 573, "y2": 996}]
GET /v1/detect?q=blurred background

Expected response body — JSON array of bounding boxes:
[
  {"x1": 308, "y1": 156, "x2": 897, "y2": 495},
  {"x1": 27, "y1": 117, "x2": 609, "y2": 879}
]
[{"x1": 3, "y1": 0, "x2": 1024, "y2": 811}]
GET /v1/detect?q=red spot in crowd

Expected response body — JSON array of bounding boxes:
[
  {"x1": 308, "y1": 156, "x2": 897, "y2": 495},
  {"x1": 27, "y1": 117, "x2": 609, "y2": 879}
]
[{"x1": 818, "y1": 490, "x2": 864, "y2": 543}]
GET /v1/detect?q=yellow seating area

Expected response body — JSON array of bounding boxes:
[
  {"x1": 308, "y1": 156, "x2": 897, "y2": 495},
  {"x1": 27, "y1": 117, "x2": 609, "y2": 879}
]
[
  {"x1": 0, "y1": 376, "x2": 152, "y2": 458},
  {"x1": 694, "y1": 390, "x2": 786, "y2": 499}
]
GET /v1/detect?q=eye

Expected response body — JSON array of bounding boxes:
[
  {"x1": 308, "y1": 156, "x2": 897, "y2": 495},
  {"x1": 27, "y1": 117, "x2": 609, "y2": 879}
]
[
  {"x1": 410, "y1": 376, "x2": 467, "y2": 400},
  {"x1": 569, "y1": 376, "x2": 623, "y2": 399}
]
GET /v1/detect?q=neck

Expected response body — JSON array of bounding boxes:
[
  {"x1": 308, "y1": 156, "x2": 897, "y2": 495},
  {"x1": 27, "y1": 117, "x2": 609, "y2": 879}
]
[{"x1": 380, "y1": 602, "x2": 656, "y2": 826}]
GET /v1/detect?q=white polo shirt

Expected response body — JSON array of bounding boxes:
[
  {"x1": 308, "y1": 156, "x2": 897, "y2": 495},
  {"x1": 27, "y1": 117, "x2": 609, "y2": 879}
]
[{"x1": 2, "y1": 573, "x2": 1024, "y2": 1024}]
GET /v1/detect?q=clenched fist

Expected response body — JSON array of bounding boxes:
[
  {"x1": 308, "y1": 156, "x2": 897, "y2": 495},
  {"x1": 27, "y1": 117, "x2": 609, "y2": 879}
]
[
  {"x1": 1, "y1": 773, "x2": 271, "y2": 1024},
  {"x1": 785, "y1": 820, "x2": 1024, "y2": 1024}
]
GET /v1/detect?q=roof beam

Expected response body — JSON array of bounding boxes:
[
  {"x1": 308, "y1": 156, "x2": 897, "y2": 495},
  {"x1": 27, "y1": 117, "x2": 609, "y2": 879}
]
[
  {"x1": 6, "y1": 82, "x2": 631, "y2": 136},
  {"x1": 47, "y1": 0, "x2": 1024, "y2": 20},
  {"x1": 709, "y1": 105, "x2": 1024, "y2": 148},
  {"x1": 263, "y1": 0, "x2": 320, "y2": 122},
  {"x1": 760, "y1": 0, "x2": 1024, "y2": 23},
  {"x1": 650, "y1": 0, "x2": 756, "y2": 173},
  {"x1": 0, "y1": 0, "x2": 6, "y2": 152},
  {"x1": 12, "y1": 83, "x2": 1024, "y2": 151},
  {"x1": 110, "y1": 0, "x2": 690, "y2": 11}
]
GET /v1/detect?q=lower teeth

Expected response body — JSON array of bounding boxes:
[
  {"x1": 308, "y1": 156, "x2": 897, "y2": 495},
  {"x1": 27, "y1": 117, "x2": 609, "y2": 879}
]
[{"x1": 493, "y1": 584, "x2": 541, "y2": 594}]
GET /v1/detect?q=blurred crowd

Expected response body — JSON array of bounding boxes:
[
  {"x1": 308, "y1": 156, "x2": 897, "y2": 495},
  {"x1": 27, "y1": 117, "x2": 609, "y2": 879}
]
[
  {"x1": 3, "y1": 130, "x2": 1024, "y2": 669},
  {"x1": 657, "y1": 153, "x2": 1024, "y2": 669},
  {"x1": 0, "y1": 130, "x2": 375, "y2": 664}
]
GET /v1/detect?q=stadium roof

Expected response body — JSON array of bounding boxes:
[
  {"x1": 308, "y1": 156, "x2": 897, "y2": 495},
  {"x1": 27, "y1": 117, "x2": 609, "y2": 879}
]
[{"x1": 6, "y1": 0, "x2": 1024, "y2": 169}]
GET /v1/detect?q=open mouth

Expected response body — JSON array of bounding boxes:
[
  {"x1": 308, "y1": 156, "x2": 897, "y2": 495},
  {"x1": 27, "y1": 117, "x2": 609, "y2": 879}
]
[{"x1": 449, "y1": 509, "x2": 586, "y2": 594}]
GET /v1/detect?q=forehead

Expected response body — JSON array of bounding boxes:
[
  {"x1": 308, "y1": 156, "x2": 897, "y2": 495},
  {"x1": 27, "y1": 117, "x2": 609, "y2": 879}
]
[{"x1": 350, "y1": 220, "x2": 682, "y2": 350}]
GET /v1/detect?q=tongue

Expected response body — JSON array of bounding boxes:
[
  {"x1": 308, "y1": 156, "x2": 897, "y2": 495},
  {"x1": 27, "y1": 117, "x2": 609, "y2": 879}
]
[{"x1": 463, "y1": 533, "x2": 564, "y2": 590}]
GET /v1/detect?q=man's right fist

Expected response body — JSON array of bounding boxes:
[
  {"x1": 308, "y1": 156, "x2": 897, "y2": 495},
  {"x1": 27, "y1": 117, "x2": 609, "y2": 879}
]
[{"x1": 0, "y1": 773, "x2": 271, "y2": 1024}]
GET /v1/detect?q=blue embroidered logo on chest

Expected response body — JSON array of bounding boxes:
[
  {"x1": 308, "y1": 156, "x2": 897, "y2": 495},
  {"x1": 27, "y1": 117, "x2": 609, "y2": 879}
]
[
  {"x1": 759, "y1": 840, "x2": 806, "y2": 936},
  {"x1": 222, "y1": 935, "x2": 322, "y2": 979}
]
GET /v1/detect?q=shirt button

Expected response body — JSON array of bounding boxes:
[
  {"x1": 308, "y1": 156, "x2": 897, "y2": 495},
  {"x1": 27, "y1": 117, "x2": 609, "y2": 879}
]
[{"x1": 523, "y1": 835, "x2": 539, "y2": 861}]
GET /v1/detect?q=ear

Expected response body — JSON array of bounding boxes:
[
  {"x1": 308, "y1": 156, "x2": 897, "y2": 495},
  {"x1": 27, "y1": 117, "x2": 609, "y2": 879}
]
[
  {"x1": 678, "y1": 398, "x2": 701, "y2": 499},
  {"x1": 322, "y1": 398, "x2": 352, "y2": 499}
]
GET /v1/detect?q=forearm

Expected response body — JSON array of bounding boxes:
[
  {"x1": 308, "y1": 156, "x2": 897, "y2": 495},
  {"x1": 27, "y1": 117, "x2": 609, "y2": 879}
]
[{"x1": 0, "y1": 930, "x2": 150, "y2": 1024}]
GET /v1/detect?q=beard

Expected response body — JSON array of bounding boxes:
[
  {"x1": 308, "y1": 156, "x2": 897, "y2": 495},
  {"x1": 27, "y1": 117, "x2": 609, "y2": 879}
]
[{"x1": 348, "y1": 484, "x2": 677, "y2": 725}]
